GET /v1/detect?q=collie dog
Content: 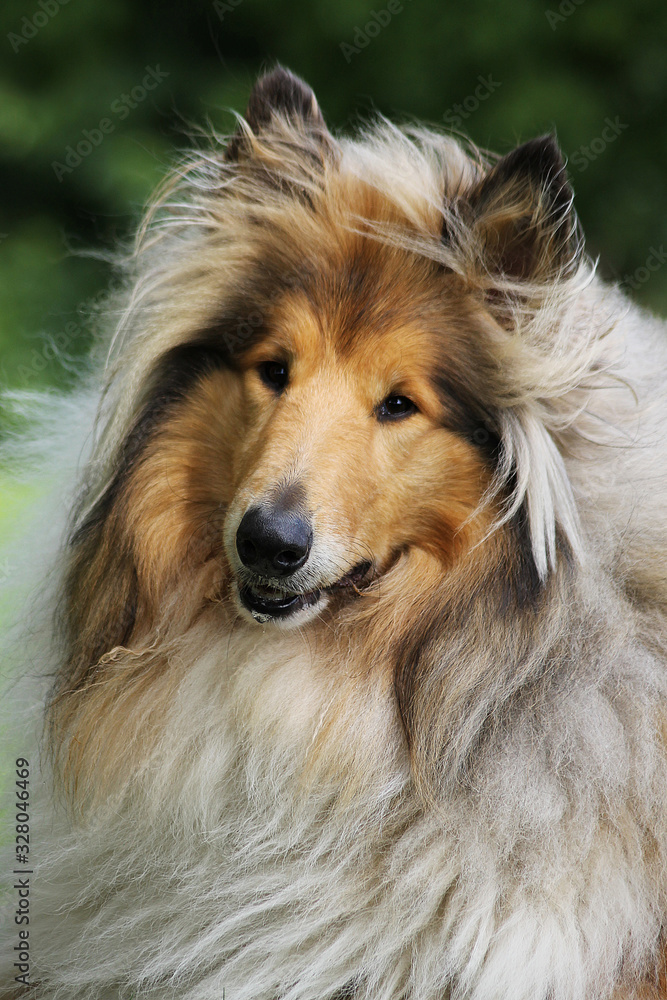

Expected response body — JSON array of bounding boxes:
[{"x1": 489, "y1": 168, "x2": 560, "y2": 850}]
[{"x1": 4, "y1": 66, "x2": 667, "y2": 1000}]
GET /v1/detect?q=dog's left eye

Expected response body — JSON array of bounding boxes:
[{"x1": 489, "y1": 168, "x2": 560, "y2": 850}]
[
  {"x1": 376, "y1": 394, "x2": 418, "y2": 421},
  {"x1": 259, "y1": 361, "x2": 289, "y2": 392}
]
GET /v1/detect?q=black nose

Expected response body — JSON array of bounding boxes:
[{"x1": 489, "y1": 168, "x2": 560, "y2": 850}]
[{"x1": 236, "y1": 503, "x2": 313, "y2": 577}]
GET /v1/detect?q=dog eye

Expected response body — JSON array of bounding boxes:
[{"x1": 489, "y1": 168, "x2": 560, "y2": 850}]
[
  {"x1": 376, "y1": 394, "x2": 418, "y2": 421},
  {"x1": 259, "y1": 361, "x2": 289, "y2": 392}
]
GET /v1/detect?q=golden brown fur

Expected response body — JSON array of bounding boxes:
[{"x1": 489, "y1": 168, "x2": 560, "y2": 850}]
[
  {"x1": 5, "y1": 66, "x2": 667, "y2": 1000},
  {"x1": 52, "y1": 146, "x2": 516, "y2": 800}
]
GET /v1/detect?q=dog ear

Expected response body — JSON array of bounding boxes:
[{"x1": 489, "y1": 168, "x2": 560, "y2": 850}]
[
  {"x1": 227, "y1": 65, "x2": 332, "y2": 161},
  {"x1": 466, "y1": 134, "x2": 581, "y2": 281}
]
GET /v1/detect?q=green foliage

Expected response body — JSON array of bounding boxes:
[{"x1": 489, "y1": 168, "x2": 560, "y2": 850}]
[{"x1": 0, "y1": 0, "x2": 666, "y2": 396}]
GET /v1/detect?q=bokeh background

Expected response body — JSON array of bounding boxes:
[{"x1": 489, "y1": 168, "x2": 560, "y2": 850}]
[{"x1": 1, "y1": 0, "x2": 667, "y2": 402}]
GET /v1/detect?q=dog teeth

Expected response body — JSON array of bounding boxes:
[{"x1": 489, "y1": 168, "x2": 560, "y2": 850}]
[
  {"x1": 254, "y1": 585, "x2": 285, "y2": 598},
  {"x1": 250, "y1": 609, "x2": 275, "y2": 623}
]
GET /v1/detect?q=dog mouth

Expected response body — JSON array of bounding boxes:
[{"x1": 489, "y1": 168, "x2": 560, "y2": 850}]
[{"x1": 238, "y1": 560, "x2": 373, "y2": 622}]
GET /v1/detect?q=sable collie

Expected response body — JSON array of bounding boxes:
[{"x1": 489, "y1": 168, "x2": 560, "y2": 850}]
[{"x1": 3, "y1": 66, "x2": 667, "y2": 1000}]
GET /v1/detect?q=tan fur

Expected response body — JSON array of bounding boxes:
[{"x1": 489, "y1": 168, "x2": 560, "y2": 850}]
[
  {"x1": 53, "y1": 286, "x2": 498, "y2": 799},
  {"x1": 5, "y1": 67, "x2": 667, "y2": 1000}
]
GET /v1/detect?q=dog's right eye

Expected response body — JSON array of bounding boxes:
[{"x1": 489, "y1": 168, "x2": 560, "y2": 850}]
[{"x1": 258, "y1": 361, "x2": 289, "y2": 392}]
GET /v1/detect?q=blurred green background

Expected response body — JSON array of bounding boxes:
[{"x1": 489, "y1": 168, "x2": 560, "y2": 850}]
[
  {"x1": 2, "y1": 0, "x2": 666, "y2": 860},
  {"x1": 0, "y1": 0, "x2": 666, "y2": 399}
]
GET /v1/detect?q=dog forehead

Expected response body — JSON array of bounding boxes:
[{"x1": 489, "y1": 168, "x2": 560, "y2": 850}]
[
  {"x1": 262, "y1": 260, "x2": 451, "y2": 362},
  {"x1": 258, "y1": 289, "x2": 438, "y2": 394}
]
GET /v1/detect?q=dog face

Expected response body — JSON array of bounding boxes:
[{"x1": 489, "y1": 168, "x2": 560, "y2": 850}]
[
  {"x1": 219, "y1": 266, "x2": 498, "y2": 626},
  {"x1": 53, "y1": 67, "x2": 582, "y2": 797},
  {"x1": 115, "y1": 256, "x2": 496, "y2": 632}
]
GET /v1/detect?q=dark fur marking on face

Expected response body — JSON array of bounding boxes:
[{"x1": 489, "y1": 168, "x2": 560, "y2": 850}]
[
  {"x1": 194, "y1": 264, "x2": 319, "y2": 367},
  {"x1": 70, "y1": 341, "x2": 230, "y2": 550},
  {"x1": 270, "y1": 478, "x2": 308, "y2": 512},
  {"x1": 495, "y1": 507, "x2": 546, "y2": 612},
  {"x1": 71, "y1": 262, "x2": 316, "y2": 551},
  {"x1": 298, "y1": 253, "x2": 407, "y2": 358},
  {"x1": 433, "y1": 370, "x2": 500, "y2": 460},
  {"x1": 61, "y1": 339, "x2": 237, "y2": 698},
  {"x1": 463, "y1": 507, "x2": 546, "y2": 618}
]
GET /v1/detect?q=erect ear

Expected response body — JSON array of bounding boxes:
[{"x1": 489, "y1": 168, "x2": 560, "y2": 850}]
[
  {"x1": 227, "y1": 65, "x2": 332, "y2": 161},
  {"x1": 466, "y1": 134, "x2": 581, "y2": 281}
]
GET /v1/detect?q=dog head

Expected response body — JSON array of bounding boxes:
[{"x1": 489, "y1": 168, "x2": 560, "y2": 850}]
[{"x1": 52, "y1": 68, "x2": 595, "y2": 800}]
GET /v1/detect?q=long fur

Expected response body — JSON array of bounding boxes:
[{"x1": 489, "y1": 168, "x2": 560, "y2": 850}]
[{"x1": 3, "y1": 66, "x2": 667, "y2": 1000}]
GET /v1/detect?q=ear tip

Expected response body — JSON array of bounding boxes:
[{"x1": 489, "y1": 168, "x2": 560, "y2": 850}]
[
  {"x1": 528, "y1": 132, "x2": 567, "y2": 171},
  {"x1": 227, "y1": 66, "x2": 326, "y2": 161},
  {"x1": 478, "y1": 132, "x2": 571, "y2": 211},
  {"x1": 506, "y1": 133, "x2": 567, "y2": 184},
  {"x1": 254, "y1": 64, "x2": 305, "y2": 94},
  {"x1": 468, "y1": 131, "x2": 580, "y2": 280},
  {"x1": 248, "y1": 64, "x2": 321, "y2": 123},
  {"x1": 525, "y1": 132, "x2": 562, "y2": 152}
]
